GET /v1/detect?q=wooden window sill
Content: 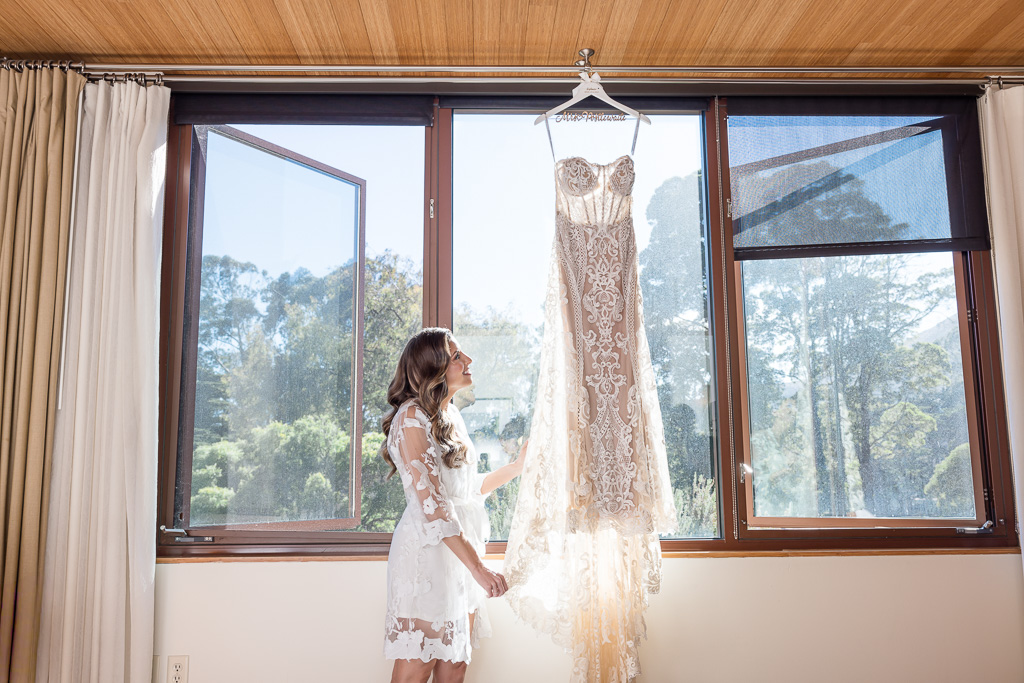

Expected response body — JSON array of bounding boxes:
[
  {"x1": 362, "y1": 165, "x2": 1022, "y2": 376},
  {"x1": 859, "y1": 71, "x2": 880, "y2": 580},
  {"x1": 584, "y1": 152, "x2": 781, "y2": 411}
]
[{"x1": 156, "y1": 546, "x2": 1019, "y2": 563}]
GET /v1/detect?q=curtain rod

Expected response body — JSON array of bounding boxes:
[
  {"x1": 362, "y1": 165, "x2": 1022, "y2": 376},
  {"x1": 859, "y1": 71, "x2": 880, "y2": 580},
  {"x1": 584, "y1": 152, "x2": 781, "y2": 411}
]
[
  {"x1": 158, "y1": 75, "x2": 1007, "y2": 83},
  {"x1": 68, "y1": 64, "x2": 1024, "y2": 88},
  {"x1": 5, "y1": 57, "x2": 1024, "y2": 85},
  {"x1": 0, "y1": 59, "x2": 163, "y2": 85},
  {"x1": 79, "y1": 62, "x2": 1024, "y2": 75}
]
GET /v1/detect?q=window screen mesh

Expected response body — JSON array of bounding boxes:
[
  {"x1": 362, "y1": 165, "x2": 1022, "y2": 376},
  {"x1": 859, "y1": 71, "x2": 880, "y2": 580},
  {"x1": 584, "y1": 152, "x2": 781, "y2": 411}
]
[{"x1": 726, "y1": 102, "x2": 988, "y2": 259}]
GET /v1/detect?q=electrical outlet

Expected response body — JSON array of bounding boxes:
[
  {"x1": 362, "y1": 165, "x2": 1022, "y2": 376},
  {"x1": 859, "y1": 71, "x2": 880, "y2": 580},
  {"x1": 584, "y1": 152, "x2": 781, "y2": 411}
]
[{"x1": 167, "y1": 655, "x2": 189, "y2": 683}]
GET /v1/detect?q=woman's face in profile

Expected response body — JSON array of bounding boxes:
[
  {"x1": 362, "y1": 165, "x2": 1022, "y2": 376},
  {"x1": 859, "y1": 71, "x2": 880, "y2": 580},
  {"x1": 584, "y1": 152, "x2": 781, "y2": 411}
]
[{"x1": 445, "y1": 337, "x2": 473, "y2": 394}]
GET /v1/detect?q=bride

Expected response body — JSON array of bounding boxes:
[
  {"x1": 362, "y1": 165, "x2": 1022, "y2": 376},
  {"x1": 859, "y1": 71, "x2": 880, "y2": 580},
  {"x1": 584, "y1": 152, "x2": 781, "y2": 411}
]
[{"x1": 381, "y1": 327, "x2": 526, "y2": 683}]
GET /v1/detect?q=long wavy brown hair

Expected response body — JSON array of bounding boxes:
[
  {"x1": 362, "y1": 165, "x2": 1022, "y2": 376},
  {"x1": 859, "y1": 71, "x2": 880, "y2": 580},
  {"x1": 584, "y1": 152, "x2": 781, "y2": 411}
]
[{"x1": 380, "y1": 327, "x2": 468, "y2": 478}]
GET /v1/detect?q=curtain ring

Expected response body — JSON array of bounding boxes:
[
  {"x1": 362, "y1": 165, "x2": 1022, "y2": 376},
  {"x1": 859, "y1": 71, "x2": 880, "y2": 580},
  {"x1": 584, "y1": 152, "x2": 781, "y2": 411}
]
[{"x1": 998, "y1": 76, "x2": 1004, "y2": 90}]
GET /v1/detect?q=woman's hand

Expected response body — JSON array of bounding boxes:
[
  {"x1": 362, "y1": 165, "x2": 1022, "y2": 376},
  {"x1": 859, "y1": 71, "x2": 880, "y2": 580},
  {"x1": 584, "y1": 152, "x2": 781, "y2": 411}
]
[
  {"x1": 511, "y1": 439, "x2": 529, "y2": 474},
  {"x1": 442, "y1": 535, "x2": 508, "y2": 597},
  {"x1": 480, "y1": 439, "x2": 529, "y2": 496},
  {"x1": 471, "y1": 563, "x2": 509, "y2": 598}
]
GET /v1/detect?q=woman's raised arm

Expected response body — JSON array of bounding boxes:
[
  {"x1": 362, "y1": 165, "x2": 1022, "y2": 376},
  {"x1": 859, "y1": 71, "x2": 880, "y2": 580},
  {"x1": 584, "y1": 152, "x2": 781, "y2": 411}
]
[{"x1": 479, "y1": 439, "x2": 527, "y2": 496}]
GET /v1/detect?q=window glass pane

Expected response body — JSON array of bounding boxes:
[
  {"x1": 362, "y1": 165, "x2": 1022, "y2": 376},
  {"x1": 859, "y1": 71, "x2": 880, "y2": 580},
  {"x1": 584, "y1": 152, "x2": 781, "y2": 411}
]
[
  {"x1": 728, "y1": 116, "x2": 952, "y2": 249},
  {"x1": 188, "y1": 125, "x2": 423, "y2": 530},
  {"x1": 452, "y1": 112, "x2": 718, "y2": 539},
  {"x1": 741, "y1": 252, "x2": 975, "y2": 519}
]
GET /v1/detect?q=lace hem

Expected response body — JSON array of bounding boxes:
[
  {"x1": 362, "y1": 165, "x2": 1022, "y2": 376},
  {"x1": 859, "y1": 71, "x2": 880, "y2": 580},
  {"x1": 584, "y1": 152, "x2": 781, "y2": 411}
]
[{"x1": 383, "y1": 610, "x2": 491, "y2": 664}]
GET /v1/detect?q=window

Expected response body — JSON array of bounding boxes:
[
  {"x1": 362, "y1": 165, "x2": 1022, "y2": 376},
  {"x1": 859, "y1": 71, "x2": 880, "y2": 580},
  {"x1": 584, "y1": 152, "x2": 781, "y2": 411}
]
[
  {"x1": 724, "y1": 98, "x2": 1007, "y2": 538},
  {"x1": 160, "y1": 101, "x2": 429, "y2": 550},
  {"x1": 187, "y1": 125, "x2": 368, "y2": 531},
  {"x1": 739, "y1": 252, "x2": 980, "y2": 523},
  {"x1": 158, "y1": 94, "x2": 1015, "y2": 555}
]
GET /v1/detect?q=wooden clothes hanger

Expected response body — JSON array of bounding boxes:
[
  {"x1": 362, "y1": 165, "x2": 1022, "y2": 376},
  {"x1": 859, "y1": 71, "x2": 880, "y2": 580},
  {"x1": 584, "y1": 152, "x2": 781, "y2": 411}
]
[{"x1": 534, "y1": 49, "x2": 652, "y2": 126}]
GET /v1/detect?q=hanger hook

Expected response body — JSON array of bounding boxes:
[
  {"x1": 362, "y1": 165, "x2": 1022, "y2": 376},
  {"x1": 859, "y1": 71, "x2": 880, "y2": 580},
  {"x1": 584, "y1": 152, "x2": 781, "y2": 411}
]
[{"x1": 576, "y1": 48, "x2": 595, "y2": 74}]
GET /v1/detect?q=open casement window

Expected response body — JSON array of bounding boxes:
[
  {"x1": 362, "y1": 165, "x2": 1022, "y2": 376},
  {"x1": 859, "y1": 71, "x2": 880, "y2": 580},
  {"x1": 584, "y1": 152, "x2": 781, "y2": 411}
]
[
  {"x1": 723, "y1": 98, "x2": 1002, "y2": 534},
  {"x1": 173, "y1": 125, "x2": 368, "y2": 537},
  {"x1": 159, "y1": 97, "x2": 432, "y2": 554}
]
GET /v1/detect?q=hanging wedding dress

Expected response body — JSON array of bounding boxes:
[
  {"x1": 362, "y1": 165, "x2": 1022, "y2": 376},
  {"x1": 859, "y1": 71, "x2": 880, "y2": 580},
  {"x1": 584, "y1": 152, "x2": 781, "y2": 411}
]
[{"x1": 505, "y1": 119, "x2": 677, "y2": 683}]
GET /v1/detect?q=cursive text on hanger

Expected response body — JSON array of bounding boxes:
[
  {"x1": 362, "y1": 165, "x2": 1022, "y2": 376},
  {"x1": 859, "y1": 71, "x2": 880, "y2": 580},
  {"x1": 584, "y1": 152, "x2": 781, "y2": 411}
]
[{"x1": 555, "y1": 111, "x2": 628, "y2": 122}]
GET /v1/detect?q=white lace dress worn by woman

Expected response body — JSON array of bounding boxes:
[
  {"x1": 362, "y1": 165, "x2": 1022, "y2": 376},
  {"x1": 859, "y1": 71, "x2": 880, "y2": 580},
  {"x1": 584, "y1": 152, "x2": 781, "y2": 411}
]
[{"x1": 384, "y1": 399, "x2": 491, "y2": 662}]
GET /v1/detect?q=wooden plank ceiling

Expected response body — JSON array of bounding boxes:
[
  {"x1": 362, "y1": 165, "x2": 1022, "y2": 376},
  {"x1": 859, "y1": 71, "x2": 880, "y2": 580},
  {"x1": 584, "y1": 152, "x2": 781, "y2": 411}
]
[{"x1": 2, "y1": 0, "x2": 1024, "y2": 78}]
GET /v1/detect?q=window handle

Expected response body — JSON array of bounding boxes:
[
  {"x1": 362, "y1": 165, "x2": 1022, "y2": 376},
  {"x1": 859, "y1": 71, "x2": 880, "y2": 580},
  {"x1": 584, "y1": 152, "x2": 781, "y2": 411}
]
[
  {"x1": 956, "y1": 520, "x2": 994, "y2": 535},
  {"x1": 160, "y1": 525, "x2": 187, "y2": 537},
  {"x1": 738, "y1": 463, "x2": 753, "y2": 484}
]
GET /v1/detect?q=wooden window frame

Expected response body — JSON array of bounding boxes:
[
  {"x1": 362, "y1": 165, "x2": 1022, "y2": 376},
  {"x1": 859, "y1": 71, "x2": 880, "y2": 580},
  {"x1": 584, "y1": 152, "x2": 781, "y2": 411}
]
[
  {"x1": 714, "y1": 97, "x2": 1016, "y2": 549},
  {"x1": 159, "y1": 117, "x2": 398, "y2": 557},
  {"x1": 177, "y1": 124, "x2": 368, "y2": 535},
  {"x1": 158, "y1": 94, "x2": 1017, "y2": 558}
]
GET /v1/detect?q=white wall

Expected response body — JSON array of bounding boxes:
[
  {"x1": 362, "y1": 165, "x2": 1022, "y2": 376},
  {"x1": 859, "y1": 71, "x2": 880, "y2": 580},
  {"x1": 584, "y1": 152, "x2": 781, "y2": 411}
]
[{"x1": 155, "y1": 553, "x2": 1024, "y2": 683}]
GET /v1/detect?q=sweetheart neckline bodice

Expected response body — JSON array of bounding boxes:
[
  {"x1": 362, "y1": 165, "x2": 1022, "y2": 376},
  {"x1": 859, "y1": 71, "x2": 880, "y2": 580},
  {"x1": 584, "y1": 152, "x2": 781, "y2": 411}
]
[
  {"x1": 555, "y1": 154, "x2": 636, "y2": 199},
  {"x1": 555, "y1": 154, "x2": 633, "y2": 168}
]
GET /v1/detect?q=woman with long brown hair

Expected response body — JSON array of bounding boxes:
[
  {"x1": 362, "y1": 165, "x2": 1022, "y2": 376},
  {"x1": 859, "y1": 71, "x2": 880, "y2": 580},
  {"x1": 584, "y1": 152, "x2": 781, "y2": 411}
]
[{"x1": 382, "y1": 328, "x2": 525, "y2": 683}]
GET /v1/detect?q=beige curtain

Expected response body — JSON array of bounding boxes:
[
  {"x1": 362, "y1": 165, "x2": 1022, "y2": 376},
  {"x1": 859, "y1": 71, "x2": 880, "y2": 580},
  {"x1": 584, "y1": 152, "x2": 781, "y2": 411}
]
[
  {"x1": 0, "y1": 67, "x2": 85, "y2": 682},
  {"x1": 979, "y1": 85, "x2": 1024, "y2": 575},
  {"x1": 35, "y1": 80, "x2": 169, "y2": 683}
]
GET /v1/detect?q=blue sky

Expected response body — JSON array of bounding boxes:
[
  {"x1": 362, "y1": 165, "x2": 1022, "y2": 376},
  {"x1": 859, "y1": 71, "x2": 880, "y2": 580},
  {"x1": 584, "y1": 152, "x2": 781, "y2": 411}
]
[{"x1": 202, "y1": 123, "x2": 424, "y2": 279}]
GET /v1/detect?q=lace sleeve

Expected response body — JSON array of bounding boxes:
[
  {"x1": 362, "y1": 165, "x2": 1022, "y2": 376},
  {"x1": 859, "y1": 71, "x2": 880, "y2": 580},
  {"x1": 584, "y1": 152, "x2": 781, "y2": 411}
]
[{"x1": 393, "y1": 405, "x2": 463, "y2": 546}]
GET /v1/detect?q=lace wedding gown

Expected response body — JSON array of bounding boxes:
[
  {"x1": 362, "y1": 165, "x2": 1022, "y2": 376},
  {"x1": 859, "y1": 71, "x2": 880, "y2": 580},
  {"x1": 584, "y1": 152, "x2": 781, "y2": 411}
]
[
  {"x1": 505, "y1": 129, "x2": 677, "y2": 683},
  {"x1": 383, "y1": 400, "x2": 492, "y2": 663}
]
